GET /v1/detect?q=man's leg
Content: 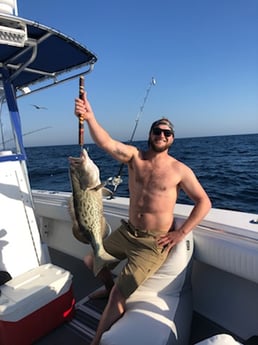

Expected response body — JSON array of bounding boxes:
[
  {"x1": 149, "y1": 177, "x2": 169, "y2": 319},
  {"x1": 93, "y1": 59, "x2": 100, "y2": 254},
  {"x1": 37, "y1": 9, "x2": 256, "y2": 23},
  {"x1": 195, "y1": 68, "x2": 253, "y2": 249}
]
[{"x1": 90, "y1": 284, "x2": 126, "y2": 345}]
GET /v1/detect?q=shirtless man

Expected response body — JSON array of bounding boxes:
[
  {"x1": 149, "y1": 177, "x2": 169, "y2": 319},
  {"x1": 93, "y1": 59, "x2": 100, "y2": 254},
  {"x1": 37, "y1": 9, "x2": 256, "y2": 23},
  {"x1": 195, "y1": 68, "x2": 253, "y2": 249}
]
[{"x1": 74, "y1": 91, "x2": 211, "y2": 345}]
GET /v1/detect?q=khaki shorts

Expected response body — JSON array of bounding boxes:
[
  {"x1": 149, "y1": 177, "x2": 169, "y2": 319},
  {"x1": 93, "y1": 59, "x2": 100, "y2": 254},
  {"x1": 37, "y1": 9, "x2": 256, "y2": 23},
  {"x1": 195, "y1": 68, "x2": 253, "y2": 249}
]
[{"x1": 103, "y1": 219, "x2": 169, "y2": 299}]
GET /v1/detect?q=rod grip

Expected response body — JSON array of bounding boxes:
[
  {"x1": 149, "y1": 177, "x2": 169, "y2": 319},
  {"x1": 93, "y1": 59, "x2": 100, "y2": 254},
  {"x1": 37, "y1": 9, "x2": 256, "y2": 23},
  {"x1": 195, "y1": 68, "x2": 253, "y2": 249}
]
[{"x1": 78, "y1": 76, "x2": 85, "y2": 147}]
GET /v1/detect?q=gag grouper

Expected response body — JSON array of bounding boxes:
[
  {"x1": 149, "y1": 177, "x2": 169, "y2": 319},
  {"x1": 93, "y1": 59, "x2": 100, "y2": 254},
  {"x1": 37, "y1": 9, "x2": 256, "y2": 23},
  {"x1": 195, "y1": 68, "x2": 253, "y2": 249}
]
[{"x1": 68, "y1": 148, "x2": 118, "y2": 276}]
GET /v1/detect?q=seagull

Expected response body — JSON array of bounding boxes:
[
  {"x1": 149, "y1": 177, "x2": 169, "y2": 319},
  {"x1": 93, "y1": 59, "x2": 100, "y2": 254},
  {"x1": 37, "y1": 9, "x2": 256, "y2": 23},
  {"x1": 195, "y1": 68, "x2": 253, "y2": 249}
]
[{"x1": 30, "y1": 104, "x2": 48, "y2": 110}]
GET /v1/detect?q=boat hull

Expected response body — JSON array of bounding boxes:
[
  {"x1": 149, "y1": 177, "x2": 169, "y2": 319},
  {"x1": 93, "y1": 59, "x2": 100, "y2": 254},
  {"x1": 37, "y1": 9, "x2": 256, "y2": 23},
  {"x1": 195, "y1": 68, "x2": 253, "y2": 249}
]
[{"x1": 32, "y1": 189, "x2": 258, "y2": 342}]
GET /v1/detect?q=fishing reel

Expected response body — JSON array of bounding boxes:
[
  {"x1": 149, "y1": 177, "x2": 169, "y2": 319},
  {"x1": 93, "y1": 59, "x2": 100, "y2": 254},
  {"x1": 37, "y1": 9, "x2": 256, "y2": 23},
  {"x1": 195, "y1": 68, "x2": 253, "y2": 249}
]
[{"x1": 105, "y1": 175, "x2": 123, "y2": 193}]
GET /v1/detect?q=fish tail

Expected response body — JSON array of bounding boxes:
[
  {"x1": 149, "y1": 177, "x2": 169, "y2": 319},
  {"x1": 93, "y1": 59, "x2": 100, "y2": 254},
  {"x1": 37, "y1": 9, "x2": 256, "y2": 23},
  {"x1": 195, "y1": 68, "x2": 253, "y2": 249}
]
[{"x1": 93, "y1": 250, "x2": 119, "y2": 276}]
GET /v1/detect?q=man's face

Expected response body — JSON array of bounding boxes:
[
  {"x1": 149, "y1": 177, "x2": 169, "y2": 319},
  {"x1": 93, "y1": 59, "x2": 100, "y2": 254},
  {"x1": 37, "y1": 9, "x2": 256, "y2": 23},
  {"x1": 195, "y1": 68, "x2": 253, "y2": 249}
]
[{"x1": 149, "y1": 126, "x2": 174, "y2": 152}]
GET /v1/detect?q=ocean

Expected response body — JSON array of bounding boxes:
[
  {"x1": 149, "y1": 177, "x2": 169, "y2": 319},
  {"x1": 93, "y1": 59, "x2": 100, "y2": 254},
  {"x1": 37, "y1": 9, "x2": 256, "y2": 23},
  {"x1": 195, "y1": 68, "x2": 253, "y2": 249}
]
[{"x1": 26, "y1": 133, "x2": 258, "y2": 215}]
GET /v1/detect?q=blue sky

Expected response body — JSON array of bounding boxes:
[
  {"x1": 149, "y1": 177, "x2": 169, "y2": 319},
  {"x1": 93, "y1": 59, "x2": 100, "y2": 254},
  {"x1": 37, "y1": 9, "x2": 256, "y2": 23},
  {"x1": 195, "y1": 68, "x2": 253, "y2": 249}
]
[{"x1": 3, "y1": 0, "x2": 258, "y2": 146}]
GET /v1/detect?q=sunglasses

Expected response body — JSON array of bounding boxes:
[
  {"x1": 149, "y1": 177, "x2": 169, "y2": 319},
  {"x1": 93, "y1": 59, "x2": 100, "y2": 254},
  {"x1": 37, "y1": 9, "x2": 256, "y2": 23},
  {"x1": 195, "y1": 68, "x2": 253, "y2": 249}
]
[{"x1": 152, "y1": 127, "x2": 173, "y2": 137}]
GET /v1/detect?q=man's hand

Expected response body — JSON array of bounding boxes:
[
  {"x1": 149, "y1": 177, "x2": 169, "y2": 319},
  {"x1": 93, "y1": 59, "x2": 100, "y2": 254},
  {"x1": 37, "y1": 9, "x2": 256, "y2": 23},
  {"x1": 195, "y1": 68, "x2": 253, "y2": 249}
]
[
  {"x1": 157, "y1": 230, "x2": 185, "y2": 251},
  {"x1": 74, "y1": 91, "x2": 94, "y2": 121}
]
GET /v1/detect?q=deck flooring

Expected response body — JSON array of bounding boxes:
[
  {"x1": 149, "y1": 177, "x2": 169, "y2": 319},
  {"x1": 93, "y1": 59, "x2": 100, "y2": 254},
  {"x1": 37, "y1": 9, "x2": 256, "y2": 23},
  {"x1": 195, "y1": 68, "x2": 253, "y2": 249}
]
[
  {"x1": 33, "y1": 248, "x2": 242, "y2": 345},
  {"x1": 34, "y1": 248, "x2": 104, "y2": 345}
]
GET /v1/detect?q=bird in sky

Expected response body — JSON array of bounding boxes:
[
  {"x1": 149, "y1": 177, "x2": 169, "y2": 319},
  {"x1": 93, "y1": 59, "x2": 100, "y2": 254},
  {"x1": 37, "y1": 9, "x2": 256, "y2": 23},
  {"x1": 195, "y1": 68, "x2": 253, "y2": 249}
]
[{"x1": 30, "y1": 104, "x2": 48, "y2": 110}]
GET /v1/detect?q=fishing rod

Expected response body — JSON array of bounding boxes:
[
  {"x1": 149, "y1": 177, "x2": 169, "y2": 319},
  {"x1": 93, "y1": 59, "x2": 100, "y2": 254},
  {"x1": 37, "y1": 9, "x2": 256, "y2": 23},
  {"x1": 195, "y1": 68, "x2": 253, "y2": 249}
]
[
  {"x1": 78, "y1": 75, "x2": 85, "y2": 151},
  {"x1": 107, "y1": 77, "x2": 156, "y2": 194}
]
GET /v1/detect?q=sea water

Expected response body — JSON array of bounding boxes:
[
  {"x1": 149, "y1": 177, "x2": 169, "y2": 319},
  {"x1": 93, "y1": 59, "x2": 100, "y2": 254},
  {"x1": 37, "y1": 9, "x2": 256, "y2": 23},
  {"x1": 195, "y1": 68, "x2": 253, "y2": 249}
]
[{"x1": 26, "y1": 133, "x2": 258, "y2": 214}]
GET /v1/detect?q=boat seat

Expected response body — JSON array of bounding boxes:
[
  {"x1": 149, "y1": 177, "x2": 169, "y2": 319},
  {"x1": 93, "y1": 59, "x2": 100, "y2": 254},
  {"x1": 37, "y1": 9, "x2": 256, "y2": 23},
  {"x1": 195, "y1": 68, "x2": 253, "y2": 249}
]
[
  {"x1": 194, "y1": 334, "x2": 243, "y2": 344},
  {"x1": 101, "y1": 218, "x2": 194, "y2": 345}
]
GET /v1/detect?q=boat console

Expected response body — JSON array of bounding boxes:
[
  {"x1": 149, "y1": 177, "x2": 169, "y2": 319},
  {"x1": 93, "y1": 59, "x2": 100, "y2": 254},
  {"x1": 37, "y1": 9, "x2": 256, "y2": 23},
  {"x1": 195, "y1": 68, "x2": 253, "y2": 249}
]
[{"x1": 0, "y1": 2, "x2": 98, "y2": 343}]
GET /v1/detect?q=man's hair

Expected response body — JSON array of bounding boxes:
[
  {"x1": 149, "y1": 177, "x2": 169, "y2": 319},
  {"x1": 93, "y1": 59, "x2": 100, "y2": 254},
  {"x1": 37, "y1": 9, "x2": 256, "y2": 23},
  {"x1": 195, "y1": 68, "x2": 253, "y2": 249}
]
[
  {"x1": 149, "y1": 117, "x2": 175, "y2": 137},
  {"x1": 147, "y1": 117, "x2": 175, "y2": 147}
]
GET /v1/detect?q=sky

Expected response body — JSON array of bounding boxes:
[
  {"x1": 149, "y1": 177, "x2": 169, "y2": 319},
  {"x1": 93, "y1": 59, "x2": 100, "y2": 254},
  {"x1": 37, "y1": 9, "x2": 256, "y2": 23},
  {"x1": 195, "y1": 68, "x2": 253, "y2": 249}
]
[{"x1": 1, "y1": 0, "x2": 258, "y2": 147}]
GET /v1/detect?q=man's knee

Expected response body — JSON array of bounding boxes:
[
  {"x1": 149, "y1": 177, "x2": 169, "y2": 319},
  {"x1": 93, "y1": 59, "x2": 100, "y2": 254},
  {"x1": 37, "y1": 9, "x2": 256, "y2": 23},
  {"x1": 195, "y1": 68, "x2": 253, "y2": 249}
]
[{"x1": 84, "y1": 254, "x2": 93, "y2": 270}]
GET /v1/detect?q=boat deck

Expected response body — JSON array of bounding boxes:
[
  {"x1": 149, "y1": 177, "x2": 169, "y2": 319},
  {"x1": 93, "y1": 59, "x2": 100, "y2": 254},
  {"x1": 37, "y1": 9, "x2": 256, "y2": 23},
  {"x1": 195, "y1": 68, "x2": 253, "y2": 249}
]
[
  {"x1": 33, "y1": 248, "x2": 238, "y2": 345},
  {"x1": 34, "y1": 248, "x2": 102, "y2": 345}
]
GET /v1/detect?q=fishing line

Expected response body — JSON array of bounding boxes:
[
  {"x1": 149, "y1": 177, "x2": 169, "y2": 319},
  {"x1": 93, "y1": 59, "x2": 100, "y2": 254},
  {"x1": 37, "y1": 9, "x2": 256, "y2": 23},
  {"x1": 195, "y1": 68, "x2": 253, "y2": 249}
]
[
  {"x1": 0, "y1": 126, "x2": 52, "y2": 148},
  {"x1": 106, "y1": 77, "x2": 156, "y2": 194}
]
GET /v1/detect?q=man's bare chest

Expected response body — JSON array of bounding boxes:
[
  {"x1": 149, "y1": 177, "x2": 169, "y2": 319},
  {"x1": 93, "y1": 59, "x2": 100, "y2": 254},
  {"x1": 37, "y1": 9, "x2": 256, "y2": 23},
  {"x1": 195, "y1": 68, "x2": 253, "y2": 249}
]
[{"x1": 132, "y1": 161, "x2": 179, "y2": 190}]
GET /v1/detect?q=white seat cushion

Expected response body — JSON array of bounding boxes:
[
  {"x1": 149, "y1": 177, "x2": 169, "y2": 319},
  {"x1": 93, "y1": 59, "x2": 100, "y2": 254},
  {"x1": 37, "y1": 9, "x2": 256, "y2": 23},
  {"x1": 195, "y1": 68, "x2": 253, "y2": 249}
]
[
  {"x1": 101, "y1": 230, "x2": 194, "y2": 345},
  {"x1": 194, "y1": 334, "x2": 243, "y2": 345}
]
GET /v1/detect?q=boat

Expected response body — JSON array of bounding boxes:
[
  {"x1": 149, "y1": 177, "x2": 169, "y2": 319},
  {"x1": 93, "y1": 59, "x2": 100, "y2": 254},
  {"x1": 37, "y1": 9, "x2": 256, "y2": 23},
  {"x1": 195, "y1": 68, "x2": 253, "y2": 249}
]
[{"x1": 0, "y1": 2, "x2": 257, "y2": 344}]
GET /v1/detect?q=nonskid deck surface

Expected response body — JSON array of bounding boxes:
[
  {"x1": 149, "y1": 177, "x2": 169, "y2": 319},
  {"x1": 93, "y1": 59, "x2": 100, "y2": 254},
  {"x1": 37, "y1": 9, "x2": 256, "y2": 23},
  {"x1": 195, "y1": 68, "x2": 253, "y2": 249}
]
[{"x1": 67, "y1": 294, "x2": 108, "y2": 342}]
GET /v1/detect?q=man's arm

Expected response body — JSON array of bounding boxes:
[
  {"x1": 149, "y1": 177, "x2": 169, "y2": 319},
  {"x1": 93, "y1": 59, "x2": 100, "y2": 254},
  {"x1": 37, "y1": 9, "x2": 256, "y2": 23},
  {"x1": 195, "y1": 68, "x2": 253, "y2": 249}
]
[
  {"x1": 177, "y1": 165, "x2": 212, "y2": 235},
  {"x1": 75, "y1": 91, "x2": 137, "y2": 163}
]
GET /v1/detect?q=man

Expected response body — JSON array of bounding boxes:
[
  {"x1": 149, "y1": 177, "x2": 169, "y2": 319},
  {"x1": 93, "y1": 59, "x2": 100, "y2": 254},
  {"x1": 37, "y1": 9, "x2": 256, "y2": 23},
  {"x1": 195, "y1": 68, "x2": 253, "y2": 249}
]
[{"x1": 74, "y1": 91, "x2": 211, "y2": 345}]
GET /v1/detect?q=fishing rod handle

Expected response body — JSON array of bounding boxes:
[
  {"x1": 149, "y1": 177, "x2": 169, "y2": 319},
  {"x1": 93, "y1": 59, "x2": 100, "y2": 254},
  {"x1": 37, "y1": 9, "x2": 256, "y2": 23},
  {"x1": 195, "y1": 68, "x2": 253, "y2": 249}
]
[{"x1": 78, "y1": 75, "x2": 85, "y2": 147}]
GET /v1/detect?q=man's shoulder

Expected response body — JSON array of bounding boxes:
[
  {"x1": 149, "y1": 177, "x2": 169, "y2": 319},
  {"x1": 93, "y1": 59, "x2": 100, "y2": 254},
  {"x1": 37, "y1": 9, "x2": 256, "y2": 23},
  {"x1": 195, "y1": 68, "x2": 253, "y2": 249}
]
[{"x1": 169, "y1": 156, "x2": 193, "y2": 172}]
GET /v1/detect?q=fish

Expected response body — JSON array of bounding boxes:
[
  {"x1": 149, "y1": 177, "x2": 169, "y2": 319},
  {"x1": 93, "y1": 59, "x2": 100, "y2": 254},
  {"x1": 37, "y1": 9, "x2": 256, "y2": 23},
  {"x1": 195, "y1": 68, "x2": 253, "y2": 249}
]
[{"x1": 68, "y1": 148, "x2": 118, "y2": 276}]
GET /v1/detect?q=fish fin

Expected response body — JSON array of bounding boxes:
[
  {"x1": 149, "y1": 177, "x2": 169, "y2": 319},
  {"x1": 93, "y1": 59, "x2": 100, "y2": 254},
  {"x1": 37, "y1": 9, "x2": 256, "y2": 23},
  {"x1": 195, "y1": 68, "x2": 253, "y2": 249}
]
[
  {"x1": 67, "y1": 197, "x2": 90, "y2": 244},
  {"x1": 93, "y1": 251, "x2": 119, "y2": 276},
  {"x1": 67, "y1": 197, "x2": 76, "y2": 221},
  {"x1": 101, "y1": 187, "x2": 113, "y2": 198},
  {"x1": 89, "y1": 184, "x2": 113, "y2": 198},
  {"x1": 72, "y1": 225, "x2": 90, "y2": 244},
  {"x1": 91, "y1": 183, "x2": 105, "y2": 191}
]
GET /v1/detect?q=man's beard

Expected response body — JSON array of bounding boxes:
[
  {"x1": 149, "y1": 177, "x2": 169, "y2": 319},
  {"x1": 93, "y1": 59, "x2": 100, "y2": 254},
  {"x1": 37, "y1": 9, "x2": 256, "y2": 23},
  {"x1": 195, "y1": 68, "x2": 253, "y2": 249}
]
[{"x1": 149, "y1": 139, "x2": 172, "y2": 152}]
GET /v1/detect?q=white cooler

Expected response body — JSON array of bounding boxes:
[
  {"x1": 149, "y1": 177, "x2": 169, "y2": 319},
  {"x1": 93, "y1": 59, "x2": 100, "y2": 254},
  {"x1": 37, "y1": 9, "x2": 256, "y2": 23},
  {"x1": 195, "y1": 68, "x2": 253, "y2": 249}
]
[{"x1": 0, "y1": 263, "x2": 75, "y2": 345}]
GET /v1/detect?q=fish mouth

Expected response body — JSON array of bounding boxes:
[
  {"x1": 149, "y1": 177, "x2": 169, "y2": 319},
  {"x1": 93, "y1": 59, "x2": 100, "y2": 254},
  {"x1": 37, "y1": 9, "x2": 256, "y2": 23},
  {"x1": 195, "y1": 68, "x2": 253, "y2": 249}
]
[
  {"x1": 68, "y1": 156, "x2": 82, "y2": 165},
  {"x1": 69, "y1": 148, "x2": 88, "y2": 163}
]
